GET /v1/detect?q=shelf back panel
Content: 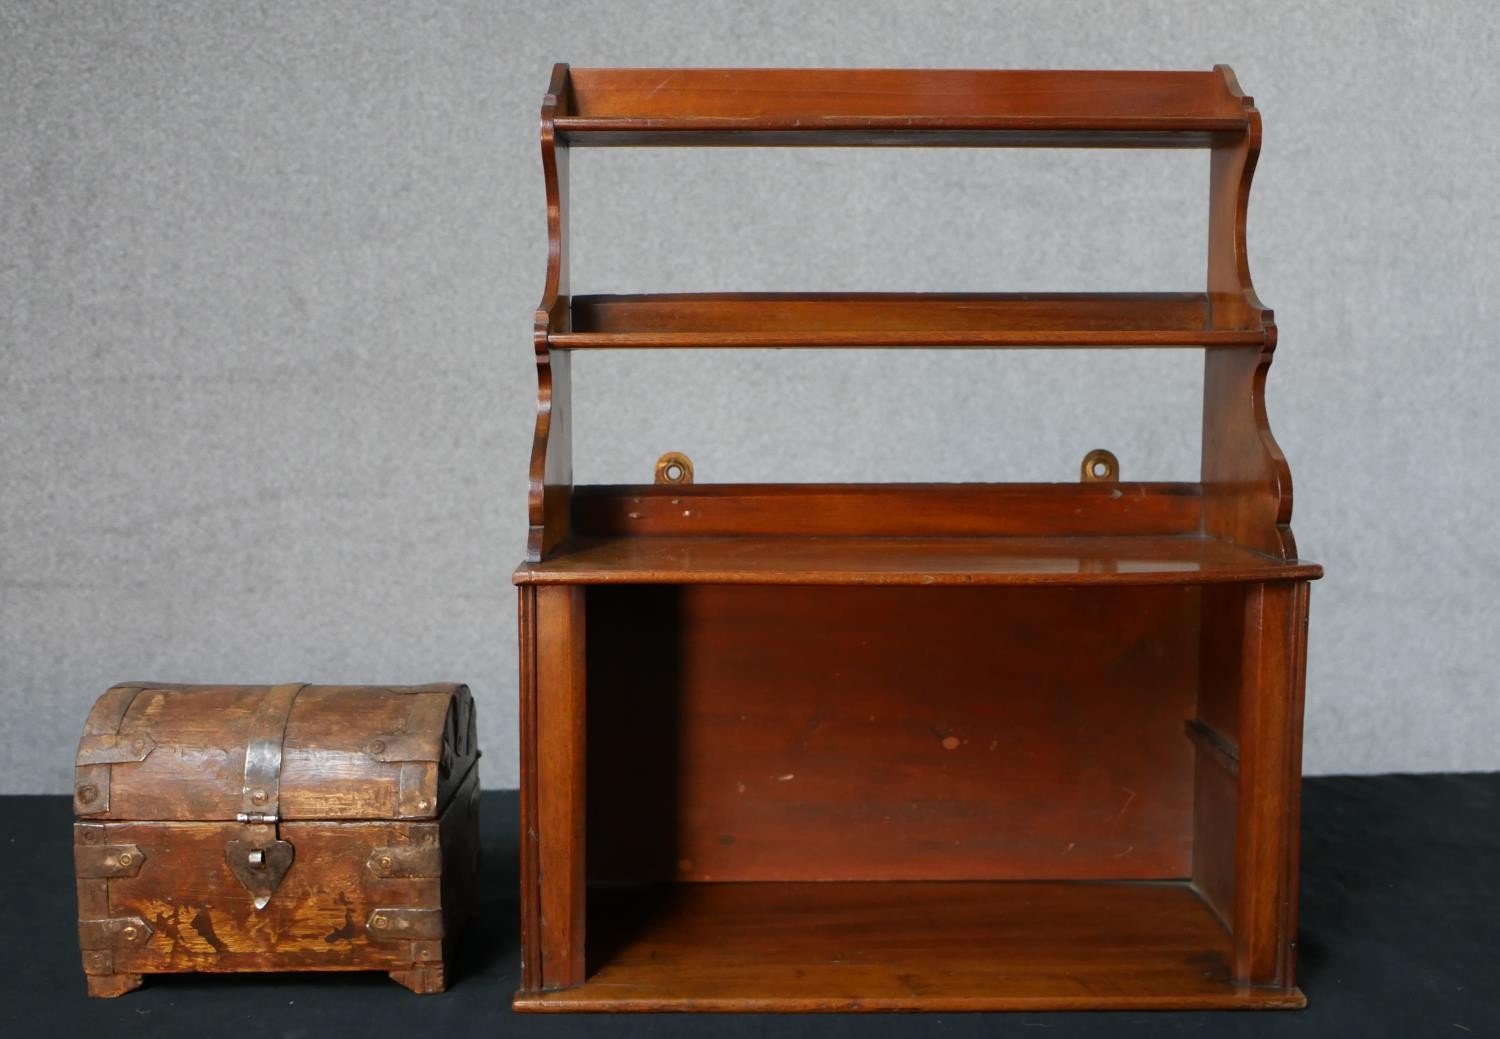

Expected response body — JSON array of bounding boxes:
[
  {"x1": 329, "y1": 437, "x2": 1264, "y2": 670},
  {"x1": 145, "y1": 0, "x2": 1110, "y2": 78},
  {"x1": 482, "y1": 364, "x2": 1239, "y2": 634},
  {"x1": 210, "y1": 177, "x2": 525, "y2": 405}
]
[
  {"x1": 572, "y1": 483, "x2": 1203, "y2": 539},
  {"x1": 587, "y1": 584, "x2": 1199, "y2": 883}
]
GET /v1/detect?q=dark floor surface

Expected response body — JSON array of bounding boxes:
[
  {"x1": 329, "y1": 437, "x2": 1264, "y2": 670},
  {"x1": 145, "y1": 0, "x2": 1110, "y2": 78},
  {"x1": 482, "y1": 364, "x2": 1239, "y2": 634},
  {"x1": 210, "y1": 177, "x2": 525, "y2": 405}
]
[{"x1": 4, "y1": 774, "x2": 1496, "y2": 1037}]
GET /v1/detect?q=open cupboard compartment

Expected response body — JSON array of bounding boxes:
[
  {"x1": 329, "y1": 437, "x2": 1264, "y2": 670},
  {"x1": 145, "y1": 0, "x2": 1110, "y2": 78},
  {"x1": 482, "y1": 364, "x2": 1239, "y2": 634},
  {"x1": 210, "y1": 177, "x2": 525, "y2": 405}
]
[{"x1": 514, "y1": 64, "x2": 1320, "y2": 1012}]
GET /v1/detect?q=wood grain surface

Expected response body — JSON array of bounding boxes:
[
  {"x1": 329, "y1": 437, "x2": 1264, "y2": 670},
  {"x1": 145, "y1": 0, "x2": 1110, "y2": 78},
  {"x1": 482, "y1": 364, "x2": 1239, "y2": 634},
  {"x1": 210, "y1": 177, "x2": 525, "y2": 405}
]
[
  {"x1": 554, "y1": 67, "x2": 1250, "y2": 146},
  {"x1": 77, "y1": 684, "x2": 477, "y2": 822},
  {"x1": 587, "y1": 585, "x2": 1200, "y2": 883},
  {"x1": 559, "y1": 293, "x2": 1265, "y2": 348},
  {"x1": 515, "y1": 880, "x2": 1304, "y2": 1012},
  {"x1": 515, "y1": 534, "x2": 1322, "y2": 587},
  {"x1": 571, "y1": 483, "x2": 1205, "y2": 539},
  {"x1": 75, "y1": 684, "x2": 480, "y2": 996},
  {"x1": 516, "y1": 64, "x2": 1316, "y2": 1011}
]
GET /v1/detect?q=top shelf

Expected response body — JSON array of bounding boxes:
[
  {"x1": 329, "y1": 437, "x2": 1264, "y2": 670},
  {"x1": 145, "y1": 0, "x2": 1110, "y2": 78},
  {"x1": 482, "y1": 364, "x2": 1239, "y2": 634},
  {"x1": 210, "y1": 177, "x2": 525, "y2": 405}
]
[{"x1": 551, "y1": 67, "x2": 1253, "y2": 148}]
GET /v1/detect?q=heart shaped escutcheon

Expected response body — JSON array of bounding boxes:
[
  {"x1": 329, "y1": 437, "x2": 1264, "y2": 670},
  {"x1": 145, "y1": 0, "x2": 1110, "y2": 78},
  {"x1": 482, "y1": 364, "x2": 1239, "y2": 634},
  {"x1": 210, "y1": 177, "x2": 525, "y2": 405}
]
[{"x1": 224, "y1": 838, "x2": 295, "y2": 910}]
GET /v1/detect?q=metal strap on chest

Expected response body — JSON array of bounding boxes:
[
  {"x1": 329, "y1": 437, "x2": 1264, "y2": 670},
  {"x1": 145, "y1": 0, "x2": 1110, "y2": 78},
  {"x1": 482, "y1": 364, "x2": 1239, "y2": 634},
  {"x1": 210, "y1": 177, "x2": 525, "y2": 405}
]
[
  {"x1": 238, "y1": 682, "x2": 303, "y2": 824},
  {"x1": 225, "y1": 683, "x2": 306, "y2": 909},
  {"x1": 74, "y1": 684, "x2": 154, "y2": 815}
]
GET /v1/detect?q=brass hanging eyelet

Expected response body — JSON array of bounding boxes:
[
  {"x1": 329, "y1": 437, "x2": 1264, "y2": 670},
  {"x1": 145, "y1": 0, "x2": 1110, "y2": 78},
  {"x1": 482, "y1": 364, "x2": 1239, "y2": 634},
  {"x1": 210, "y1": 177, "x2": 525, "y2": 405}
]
[
  {"x1": 1080, "y1": 449, "x2": 1119, "y2": 483},
  {"x1": 655, "y1": 452, "x2": 694, "y2": 485}
]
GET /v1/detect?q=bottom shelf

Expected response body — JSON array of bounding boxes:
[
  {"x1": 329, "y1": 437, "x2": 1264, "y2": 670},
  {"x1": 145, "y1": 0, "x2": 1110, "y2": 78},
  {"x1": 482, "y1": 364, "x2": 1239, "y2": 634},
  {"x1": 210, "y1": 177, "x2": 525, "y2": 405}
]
[{"x1": 514, "y1": 880, "x2": 1305, "y2": 1012}]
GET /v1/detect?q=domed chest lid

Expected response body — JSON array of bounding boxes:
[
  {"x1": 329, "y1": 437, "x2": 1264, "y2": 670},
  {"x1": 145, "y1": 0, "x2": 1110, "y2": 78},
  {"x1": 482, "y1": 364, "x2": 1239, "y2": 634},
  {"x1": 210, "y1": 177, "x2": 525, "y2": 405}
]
[{"x1": 74, "y1": 683, "x2": 477, "y2": 822}]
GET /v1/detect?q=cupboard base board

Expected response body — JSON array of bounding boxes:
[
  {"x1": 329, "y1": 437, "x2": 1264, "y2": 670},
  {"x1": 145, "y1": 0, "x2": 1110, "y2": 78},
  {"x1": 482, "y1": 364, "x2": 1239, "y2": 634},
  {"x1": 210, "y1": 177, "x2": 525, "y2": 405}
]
[{"x1": 513, "y1": 880, "x2": 1306, "y2": 1012}]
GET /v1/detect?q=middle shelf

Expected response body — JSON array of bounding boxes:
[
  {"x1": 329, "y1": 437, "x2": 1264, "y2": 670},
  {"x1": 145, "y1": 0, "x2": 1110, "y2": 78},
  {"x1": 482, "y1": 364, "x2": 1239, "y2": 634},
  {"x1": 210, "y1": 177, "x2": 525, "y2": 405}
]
[{"x1": 549, "y1": 292, "x2": 1267, "y2": 348}]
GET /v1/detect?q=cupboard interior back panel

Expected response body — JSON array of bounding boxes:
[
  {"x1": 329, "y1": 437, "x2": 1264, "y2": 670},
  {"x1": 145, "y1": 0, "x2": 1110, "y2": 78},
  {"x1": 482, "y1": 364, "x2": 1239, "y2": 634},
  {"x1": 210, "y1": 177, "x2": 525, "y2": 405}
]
[{"x1": 587, "y1": 584, "x2": 1201, "y2": 883}]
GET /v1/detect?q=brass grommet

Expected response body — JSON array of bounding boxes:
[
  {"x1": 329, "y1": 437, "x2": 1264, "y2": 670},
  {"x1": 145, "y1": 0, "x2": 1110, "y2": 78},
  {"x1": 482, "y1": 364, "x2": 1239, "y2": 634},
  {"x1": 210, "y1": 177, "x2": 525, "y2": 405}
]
[
  {"x1": 1080, "y1": 448, "x2": 1119, "y2": 483},
  {"x1": 654, "y1": 451, "x2": 694, "y2": 485}
]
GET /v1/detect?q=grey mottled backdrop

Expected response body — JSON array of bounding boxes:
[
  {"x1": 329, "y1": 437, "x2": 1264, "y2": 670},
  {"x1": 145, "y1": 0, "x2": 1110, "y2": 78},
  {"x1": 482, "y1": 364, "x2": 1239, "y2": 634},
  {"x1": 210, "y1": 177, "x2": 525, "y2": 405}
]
[{"x1": 3, "y1": 1, "x2": 1497, "y2": 791}]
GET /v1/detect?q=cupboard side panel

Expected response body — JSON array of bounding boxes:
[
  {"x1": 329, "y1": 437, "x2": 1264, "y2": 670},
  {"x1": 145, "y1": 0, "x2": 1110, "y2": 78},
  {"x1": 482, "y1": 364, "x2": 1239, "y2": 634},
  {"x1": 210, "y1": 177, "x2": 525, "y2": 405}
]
[
  {"x1": 535, "y1": 585, "x2": 586, "y2": 989},
  {"x1": 1192, "y1": 583, "x2": 1243, "y2": 925},
  {"x1": 1231, "y1": 581, "x2": 1308, "y2": 989}
]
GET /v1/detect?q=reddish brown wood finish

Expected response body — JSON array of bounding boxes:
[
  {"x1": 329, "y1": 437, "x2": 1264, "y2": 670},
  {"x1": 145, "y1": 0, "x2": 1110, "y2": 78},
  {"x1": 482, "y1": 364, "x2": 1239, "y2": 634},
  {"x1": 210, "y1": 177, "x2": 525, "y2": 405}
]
[
  {"x1": 516, "y1": 534, "x2": 1319, "y2": 587},
  {"x1": 1188, "y1": 716, "x2": 1240, "y2": 926},
  {"x1": 555, "y1": 68, "x2": 1250, "y2": 147},
  {"x1": 572, "y1": 483, "x2": 1205, "y2": 538},
  {"x1": 516, "y1": 587, "x2": 541, "y2": 992},
  {"x1": 534, "y1": 587, "x2": 587, "y2": 989},
  {"x1": 517, "y1": 65, "x2": 1318, "y2": 1012},
  {"x1": 1202, "y1": 67, "x2": 1296, "y2": 560},
  {"x1": 560, "y1": 293, "x2": 1265, "y2": 348},
  {"x1": 1231, "y1": 582, "x2": 1309, "y2": 986},
  {"x1": 514, "y1": 881, "x2": 1305, "y2": 1012},
  {"x1": 529, "y1": 62, "x2": 573, "y2": 562},
  {"x1": 1192, "y1": 583, "x2": 1246, "y2": 925},
  {"x1": 587, "y1": 585, "x2": 1200, "y2": 883},
  {"x1": 74, "y1": 684, "x2": 480, "y2": 996}
]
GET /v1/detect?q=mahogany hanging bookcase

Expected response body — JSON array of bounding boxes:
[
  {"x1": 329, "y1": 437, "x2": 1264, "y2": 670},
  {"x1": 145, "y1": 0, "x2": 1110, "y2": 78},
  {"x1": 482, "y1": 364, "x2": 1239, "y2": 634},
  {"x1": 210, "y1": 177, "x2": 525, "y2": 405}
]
[{"x1": 514, "y1": 65, "x2": 1320, "y2": 1012}]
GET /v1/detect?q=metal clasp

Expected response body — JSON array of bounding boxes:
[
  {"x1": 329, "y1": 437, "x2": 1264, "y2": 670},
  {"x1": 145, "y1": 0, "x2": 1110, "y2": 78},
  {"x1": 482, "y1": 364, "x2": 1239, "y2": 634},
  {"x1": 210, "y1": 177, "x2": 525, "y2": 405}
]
[{"x1": 224, "y1": 684, "x2": 305, "y2": 910}]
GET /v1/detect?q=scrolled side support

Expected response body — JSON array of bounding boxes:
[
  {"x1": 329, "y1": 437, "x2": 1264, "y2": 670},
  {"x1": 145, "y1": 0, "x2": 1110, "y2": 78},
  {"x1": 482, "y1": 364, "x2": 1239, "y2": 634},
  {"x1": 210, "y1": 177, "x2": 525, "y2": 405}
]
[
  {"x1": 529, "y1": 63, "x2": 574, "y2": 562},
  {"x1": 1202, "y1": 66, "x2": 1297, "y2": 560}
]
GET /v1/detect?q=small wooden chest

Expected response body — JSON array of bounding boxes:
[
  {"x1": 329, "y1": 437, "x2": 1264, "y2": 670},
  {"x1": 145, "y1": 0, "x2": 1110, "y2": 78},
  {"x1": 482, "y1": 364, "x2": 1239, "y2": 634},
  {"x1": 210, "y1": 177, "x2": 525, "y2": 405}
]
[{"x1": 73, "y1": 682, "x2": 480, "y2": 997}]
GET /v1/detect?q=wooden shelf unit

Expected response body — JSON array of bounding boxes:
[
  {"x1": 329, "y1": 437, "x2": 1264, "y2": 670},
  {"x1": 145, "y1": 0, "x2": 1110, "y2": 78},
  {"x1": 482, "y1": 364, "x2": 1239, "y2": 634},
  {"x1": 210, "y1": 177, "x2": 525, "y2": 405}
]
[{"x1": 516, "y1": 64, "x2": 1321, "y2": 1013}]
